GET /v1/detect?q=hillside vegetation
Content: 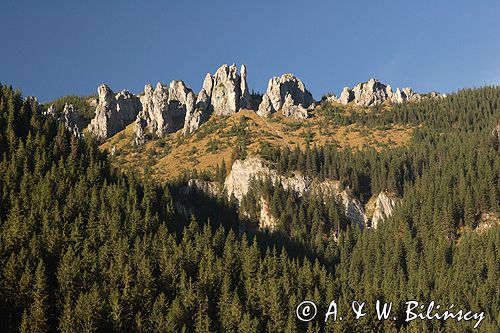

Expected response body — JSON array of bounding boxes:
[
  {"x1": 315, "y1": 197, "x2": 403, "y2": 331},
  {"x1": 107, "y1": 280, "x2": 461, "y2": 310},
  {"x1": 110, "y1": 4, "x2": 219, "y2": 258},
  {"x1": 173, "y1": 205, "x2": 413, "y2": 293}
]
[{"x1": 0, "y1": 84, "x2": 498, "y2": 332}]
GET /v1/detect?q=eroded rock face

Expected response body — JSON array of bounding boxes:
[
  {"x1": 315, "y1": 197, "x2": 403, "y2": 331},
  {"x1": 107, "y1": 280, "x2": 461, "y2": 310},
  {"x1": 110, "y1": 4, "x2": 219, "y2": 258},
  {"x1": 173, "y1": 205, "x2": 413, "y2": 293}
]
[
  {"x1": 240, "y1": 64, "x2": 252, "y2": 109},
  {"x1": 256, "y1": 94, "x2": 273, "y2": 117},
  {"x1": 202, "y1": 64, "x2": 252, "y2": 116},
  {"x1": 335, "y1": 79, "x2": 443, "y2": 107},
  {"x1": 88, "y1": 84, "x2": 141, "y2": 141},
  {"x1": 281, "y1": 93, "x2": 309, "y2": 119},
  {"x1": 168, "y1": 80, "x2": 196, "y2": 130},
  {"x1": 133, "y1": 116, "x2": 147, "y2": 146},
  {"x1": 223, "y1": 157, "x2": 367, "y2": 227},
  {"x1": 338, "y1": 87, "x2": 353, "y2": 105},
  {"x1": 366, "y1": 191, "x2": 400, "y2": 228},
  {"x1": 41, "y1": 103, "x2": 84, "y2": 137},
  {"x1": 225, "y1": 157, "x2": 272, "y2": 202},
  {"x1": 259, "y1": 197, "x2": 278, "y2": 231},
  {"x1": 257, "y1": 73, "x2": 314, "y2": 118},
  {"x1": 61, "y1": 104, "x2": 84, "y2": 137},
  {"x1": 352, "y1": 79, "x2": 391, "y2": 106},
  {"x1": 182, "y1": 86, "x2": 210, "y2": 135},
  {"x1": 134, "y1": 80, "x2": 196, "y2": 143},
  {"x1": 139, "y1": 83, "x2": 171, "y2": 137}
]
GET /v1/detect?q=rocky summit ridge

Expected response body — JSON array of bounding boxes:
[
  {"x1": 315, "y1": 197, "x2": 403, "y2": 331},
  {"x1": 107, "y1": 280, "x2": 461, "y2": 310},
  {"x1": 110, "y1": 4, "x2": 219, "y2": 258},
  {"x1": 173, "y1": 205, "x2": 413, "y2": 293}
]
[
  {"x1": 328, "y1": 78, "x2": 444, "y2": 107},
  {"x1": 40, "y1": 65, "x2": 445, "y2": 142}
]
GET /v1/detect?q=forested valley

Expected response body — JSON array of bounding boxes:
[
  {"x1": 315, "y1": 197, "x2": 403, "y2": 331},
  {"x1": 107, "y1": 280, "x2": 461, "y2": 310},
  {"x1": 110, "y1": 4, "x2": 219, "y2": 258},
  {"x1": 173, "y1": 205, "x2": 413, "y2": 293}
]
[{"x1": 0, "y1": 84, "x2": 498, "y2": 332}]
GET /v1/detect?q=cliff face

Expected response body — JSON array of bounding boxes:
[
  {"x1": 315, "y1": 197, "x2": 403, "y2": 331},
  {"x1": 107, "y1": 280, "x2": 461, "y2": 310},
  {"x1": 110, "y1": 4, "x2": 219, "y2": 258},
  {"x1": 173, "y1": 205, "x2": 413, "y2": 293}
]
[
  {"x1": 365, "y1": 191, "x2": 400, "y2": 228},
  {"x1": 87, "y1": 84, "x2": 141, "y2": 141},
  {"x1": 134, "y1": 80, "x2": 196, "y2": 143},
  {"x1": 181, "y1": 157, "x2": 371, "y2": 229},
  {"x1": 203, "y1": 64, "x2": 252, "y2": 116}
]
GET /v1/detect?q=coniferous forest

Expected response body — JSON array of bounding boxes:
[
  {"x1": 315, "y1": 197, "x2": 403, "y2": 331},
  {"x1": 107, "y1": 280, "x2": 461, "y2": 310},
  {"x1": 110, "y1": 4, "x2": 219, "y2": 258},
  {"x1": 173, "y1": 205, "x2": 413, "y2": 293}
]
[{"x1": 0, "y1": 83, "x2": 499, "y2": 333}]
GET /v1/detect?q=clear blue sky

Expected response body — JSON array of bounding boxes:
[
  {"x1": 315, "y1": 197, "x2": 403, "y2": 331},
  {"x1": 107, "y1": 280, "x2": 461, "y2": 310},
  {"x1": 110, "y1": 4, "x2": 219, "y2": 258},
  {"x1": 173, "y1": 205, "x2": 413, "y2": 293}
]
[{"x1": 1, "y1": 0, "x2": 499, "y2": 102}]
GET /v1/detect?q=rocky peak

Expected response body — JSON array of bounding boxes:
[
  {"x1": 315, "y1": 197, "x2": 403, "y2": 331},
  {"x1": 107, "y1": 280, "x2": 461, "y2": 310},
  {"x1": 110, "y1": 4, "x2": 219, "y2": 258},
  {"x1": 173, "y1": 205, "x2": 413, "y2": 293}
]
[
  {"x1": 139, "y1": 83, "x2": 171, "y2": 137},
  {"x1": 168, "y1": 80, "x2": 195, "y2": 130},
  {"x1": 88, "y1": 84, "x2": 141, "y2": 141},
  {"x1": 335, "y1": 79, "x2": 442, "y2": 107},
  {"x1": 257, "y1": 73, "x2": 315, "y2": 118},
  {"x1": 134, "y1": 80, "x2": 196, "y2": 143},
  {"x1": 240, "y1": 64, "x2": 251, "y2": 109},
  {"x1": 203, "y1": 63, "x2": 252, "y2": 116}
]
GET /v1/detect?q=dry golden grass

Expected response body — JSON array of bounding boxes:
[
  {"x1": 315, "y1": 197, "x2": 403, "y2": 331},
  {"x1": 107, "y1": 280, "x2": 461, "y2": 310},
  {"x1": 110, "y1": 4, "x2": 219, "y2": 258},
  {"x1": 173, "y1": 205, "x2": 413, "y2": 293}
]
[{"x1": 100, "y1": 107, "x2": 414, "y2": 181}]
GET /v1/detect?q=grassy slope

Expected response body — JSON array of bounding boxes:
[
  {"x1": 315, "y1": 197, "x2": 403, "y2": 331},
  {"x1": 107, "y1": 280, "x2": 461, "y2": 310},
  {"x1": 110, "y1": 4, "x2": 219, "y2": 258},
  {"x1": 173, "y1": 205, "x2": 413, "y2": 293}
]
[{"x1": 100, "y1": 105, "x2": 414, "y2": 181}]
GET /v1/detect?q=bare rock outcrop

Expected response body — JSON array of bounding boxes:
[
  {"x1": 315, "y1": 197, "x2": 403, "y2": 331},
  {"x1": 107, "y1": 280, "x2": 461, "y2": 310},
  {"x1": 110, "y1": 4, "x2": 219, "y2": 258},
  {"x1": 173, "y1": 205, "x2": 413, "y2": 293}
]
[
  {"x1": 87, "y1": 84, "x2": 141, "y2": 141},
  {"x1": 134, "y1": 80, "x2": 196, "y2": 143},
  {"x1": 182, "y1": 85, "x2": 211, "y2": 135},
  {"x1": 225, "y1": 157, "x2": 272, "y2": 202},
  {"x1": 259, "y1": 197, "x2": 278, "y2": 231},
  {"x1": 338, "y1": 87, "x2": 353, "y2": 105},
  {"x1": 168, "y1": 80, "x2": 196, "y2": 130},
  {"x1": 133, "y1": 117, "x2": 147, "y2": 146},
  {"x1": 41, "y1": 103, "x2": 84, "y2": 137},
  {"x1": 281, "y1": 94, "x2": 309, "y2": 119},
  {"x1": 257, "y1": 74, "x2": 314, "y2": 118},
  {"x1": 138, "y1": 83, "x2": 171, "y2": 137},
  {"x1": 61, "y1": 104, "x2": 84, "y2": 137},
  {"x1": 223, "y1": 157, "x2": 367, "y2": 227},
  {"x1": 202, "y1": 64, "x2": 252, "y2": 117},
  {"x1": 335, "y1": 79, "x2": 443, "y2": 107},
  {"x1": 366, "y1": 191, "x2": 400, "y2": 228}
]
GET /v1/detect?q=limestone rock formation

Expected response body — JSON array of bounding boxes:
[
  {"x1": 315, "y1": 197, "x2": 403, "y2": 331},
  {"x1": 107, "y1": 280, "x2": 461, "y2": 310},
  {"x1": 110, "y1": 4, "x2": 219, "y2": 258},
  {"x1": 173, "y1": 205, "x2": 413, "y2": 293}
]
[
  {"x1": 61, "y1": 104, "x2": 84, "y2": 137},
  {"x1": 225, "y1": 157, "x2": 271, "y2": 202},
  {"x1": 133, "y1": 117, "x2": 147, "y2": 146},
  {"x1": 139, "y1": 83, "x2": 171, "y2": 137},
  {"x1": 338, "y1": 87, "x2": 353, "y2": 105},
  {"x1": 135, "y1": 80, "x2": 197, "y2": 142},
  {"x1": 223, "y1": 157, "x2": 367, "y2": 227},
  {"x1": 257, "y1": 73, "x2": 314, "y2": 118},
  {"x1": 168, "y1": 80, "x2": 196, "y2": 130},
  {"x1": 259, "y1": 197, "x2": 278, "y2": 231},
  {"x1": 366, "y1": 191, "x2": 400, "y2": 228},
  {"x1": 182, "y1": 86, "x2": 210, "y2": 135},
  {"x1": 178, "y1": 157, "x2": 368, "y2": 227},
  {"x1": 335, "y1": 79, "x2": 443, "y2": 107},
  {"x1": 41, "y1": 103, "x2": 84, "y2": 137},
  {"x1": 281, "y1": 93, "x2": 309, "y2": 119},
  {"x1": 256, "y1": 94, "x2": 273, "y2": 117},
  {"x1": 201, "y1": 64, "x2": 252, "y2": 117},
  {"x1": 87, "y1": 84, "x2": 141, "y2": 141},
  {"x1": 239, "y1": 64, "x2": 252, "y2": 109}
]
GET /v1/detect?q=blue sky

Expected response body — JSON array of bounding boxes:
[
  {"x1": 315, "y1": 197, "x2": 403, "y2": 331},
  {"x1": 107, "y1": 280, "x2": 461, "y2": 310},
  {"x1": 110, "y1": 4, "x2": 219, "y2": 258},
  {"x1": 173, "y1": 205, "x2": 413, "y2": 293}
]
[{"x1": 1, "y1": 0, "x2": 499, "y2": 101}]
